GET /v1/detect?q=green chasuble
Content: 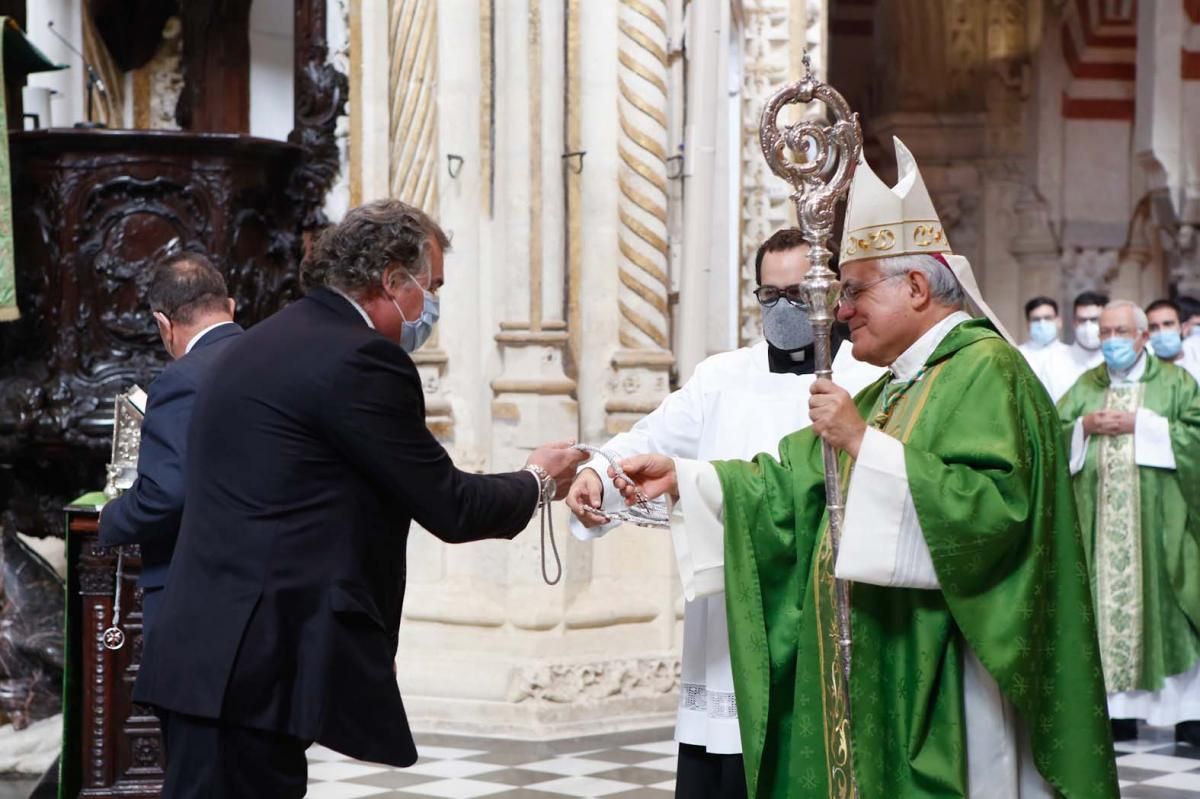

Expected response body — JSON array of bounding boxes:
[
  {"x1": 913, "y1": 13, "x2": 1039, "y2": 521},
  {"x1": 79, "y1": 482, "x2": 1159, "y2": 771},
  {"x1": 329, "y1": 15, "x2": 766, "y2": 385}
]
[
  {"x1": 716, "y1": 319, "x2": 1117, "y2": 798},
  {"x1": 1057, "y1": 356, "x2": 1200, "y2": 694}
]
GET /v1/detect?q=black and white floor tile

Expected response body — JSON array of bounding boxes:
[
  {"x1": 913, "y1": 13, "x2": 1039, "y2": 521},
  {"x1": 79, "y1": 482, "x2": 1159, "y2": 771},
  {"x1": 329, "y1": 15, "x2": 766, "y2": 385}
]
[
  {"x1": 305, "y1": 726, "x2": 678, "y2": 799},
  {"x1": 301, "y1": 724, "x2": 1200, "y2": 799}
]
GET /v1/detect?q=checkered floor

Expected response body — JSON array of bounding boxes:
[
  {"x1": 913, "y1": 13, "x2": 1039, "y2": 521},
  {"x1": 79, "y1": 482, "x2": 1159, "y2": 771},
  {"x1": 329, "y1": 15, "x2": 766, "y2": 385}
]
[
  {"x1": 305, "y1": 726, "x2": 677, "y2": 798},
  {"x1": 301, "y1": 724, "x2": 1200, "y2": 798}
]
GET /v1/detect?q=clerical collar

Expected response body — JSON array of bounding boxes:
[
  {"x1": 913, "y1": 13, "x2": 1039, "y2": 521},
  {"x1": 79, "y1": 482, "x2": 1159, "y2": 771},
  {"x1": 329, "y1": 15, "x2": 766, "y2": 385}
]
[
  {"x1": 1108, "y1": 349, "x2": 1148, "y2": 385},
  {"x1": 329, "y1": 286, "x2": 376, "y2": 329},
  {"x1": 889, "y1": 311, "x2": 972, "y2": 381},
  {"x1": 767, "y1": 342, "x2": 814, "y2": 375}
]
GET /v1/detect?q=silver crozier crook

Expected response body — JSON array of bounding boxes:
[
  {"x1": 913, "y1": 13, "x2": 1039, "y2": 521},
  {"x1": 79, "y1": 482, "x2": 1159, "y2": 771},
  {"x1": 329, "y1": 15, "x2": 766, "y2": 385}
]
[{"x1": 759, "y1": 53, "x2": 862, "y2": 798}]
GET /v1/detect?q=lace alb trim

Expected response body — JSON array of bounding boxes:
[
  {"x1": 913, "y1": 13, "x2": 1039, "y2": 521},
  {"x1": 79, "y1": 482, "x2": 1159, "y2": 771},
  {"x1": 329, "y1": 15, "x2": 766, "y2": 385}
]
[{"x1": 679, "y1": 682, "x2": 738, "y2": 719}]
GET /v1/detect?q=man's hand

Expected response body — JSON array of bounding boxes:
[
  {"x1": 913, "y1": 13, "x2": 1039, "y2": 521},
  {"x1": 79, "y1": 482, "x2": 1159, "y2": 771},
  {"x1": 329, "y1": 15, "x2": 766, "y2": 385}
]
[
  {"x1": 1082, "y1": 410, "x2": 1137, "y2": 436},
  {"x1": 565, "y1": 468, "x2": 610, "y2": 527},
  {"x1": 809, "y1": 378, "x2": 867, "y2": 458},
  {"x1": 612, "y1": 454, "x2": 678, "y2": 503},
  {"x1": 525, "y1": 441, "x2": 589, "y2": 500}
]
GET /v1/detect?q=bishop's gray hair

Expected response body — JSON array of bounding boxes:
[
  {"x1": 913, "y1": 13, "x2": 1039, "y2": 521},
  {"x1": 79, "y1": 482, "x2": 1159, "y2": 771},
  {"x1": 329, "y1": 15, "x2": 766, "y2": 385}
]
[
  {"x1": 875, "y1": 254, "x2": 965, "y2": 308},
  {"x1": 1104, "y1": 299, "x2": 1149, "y2": 332}
]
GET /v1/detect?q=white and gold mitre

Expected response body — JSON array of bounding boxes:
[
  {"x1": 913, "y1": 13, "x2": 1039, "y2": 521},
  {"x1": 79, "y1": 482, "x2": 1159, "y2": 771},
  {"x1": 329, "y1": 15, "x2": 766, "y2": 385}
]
[
  {"x1": 840, "y1": 137, "x2": 949, "y2": 264},
  {"x1": 839, "y1": 137, "x2": 1015, "y2": 343}
]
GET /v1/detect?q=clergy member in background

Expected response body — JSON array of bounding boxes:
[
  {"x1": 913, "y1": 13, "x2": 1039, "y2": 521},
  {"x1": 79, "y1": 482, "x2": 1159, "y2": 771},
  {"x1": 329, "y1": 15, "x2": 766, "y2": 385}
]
[
  {"x1": 1058, "y1": 299, "x2": 1200, "y2": 747},
  {"x1": 565, "y1": 227, "x2": 884, "y2": 799},
  {"x1": 1146, "y1": 299, "x2": 1200, "y2": 382},
  {"x1": 1181, "y1": 296, "x2": 1200, "y2": 368},
  {"x1": 611, "y1": 139, "x2": 1118, "y2": 798},
  {"x1": 1018, "y1": 295, "x2": 1073, "y2": 401},
  {"x1": 98, "y1": 252, "x2": 242, "y2": 643}
]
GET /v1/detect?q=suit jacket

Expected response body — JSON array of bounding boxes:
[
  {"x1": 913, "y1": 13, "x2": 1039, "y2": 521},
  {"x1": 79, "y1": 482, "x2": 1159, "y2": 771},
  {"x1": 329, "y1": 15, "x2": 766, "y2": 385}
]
[
  {"x1": 98, "y1": 323, "x2": 243, "y2": 637},
  {"x1": 134, "y1": 288, "x2": 537, "y2": 766}
]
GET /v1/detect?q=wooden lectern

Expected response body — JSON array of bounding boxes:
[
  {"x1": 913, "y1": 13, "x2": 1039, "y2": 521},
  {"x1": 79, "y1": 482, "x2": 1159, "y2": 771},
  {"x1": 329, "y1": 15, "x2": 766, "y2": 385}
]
[{"x1": 64, "y1": 495, "x2": 161, "y2": 798}]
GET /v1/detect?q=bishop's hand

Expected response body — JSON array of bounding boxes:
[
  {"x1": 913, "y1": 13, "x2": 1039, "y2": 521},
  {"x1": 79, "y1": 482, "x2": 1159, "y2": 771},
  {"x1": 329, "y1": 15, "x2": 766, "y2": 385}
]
[
  {"x1": 611, "y1": 454, "x2": 678, "y2": 503},
  {"x1": 809, "y1": 378, "x2": 867, "y2": 458},
  {"x1": 566, "y1": 469, "x2": 610, "y2": 527}
]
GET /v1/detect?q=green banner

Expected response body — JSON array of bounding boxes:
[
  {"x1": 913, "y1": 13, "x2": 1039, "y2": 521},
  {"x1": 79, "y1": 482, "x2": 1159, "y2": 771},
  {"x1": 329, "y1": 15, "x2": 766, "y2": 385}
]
[{"x1": 0, "y1": 20, "x2": 17, "y2": 322}]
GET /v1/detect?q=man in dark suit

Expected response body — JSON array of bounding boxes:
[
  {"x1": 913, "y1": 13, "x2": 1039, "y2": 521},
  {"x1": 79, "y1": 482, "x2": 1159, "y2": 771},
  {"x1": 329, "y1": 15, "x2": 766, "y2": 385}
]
[
  {"x1": 135, "y1": 200, "x2": 587, "y2": 798},
  {"x1": 99, "y1": 252, "x2": 242, "y2": 642}
]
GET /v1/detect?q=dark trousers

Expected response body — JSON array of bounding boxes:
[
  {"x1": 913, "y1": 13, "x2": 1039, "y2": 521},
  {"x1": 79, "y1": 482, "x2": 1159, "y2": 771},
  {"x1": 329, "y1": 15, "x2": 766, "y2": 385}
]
[
  {"x1": 161, "y1": 711, "x2": 310, "y2": 799},
  {"x1": 675, "y1": 743, "x2": 748, "y2": 799}
]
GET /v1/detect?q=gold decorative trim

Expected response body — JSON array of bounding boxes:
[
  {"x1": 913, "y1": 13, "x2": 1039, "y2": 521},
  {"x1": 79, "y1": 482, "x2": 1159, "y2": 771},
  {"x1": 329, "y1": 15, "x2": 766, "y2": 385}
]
[
  {"x1": 617, "y1": 0, "x2": 671, "y2": 357},
  {"x1": 618, "y1": 301, "x2": 670, "y2": 348},
  {"x1": 619, "y1": 144, "x2": 669, "y2": 193},
  {"x1": 619, "y1": 181, "x2": 668, "y2": 224},
  {"x1": 618, "y1": 208, "x2": 669, "y2": 255},
  {"x1": 912, "y1": 224, "x2": 945, "y2": 248},
  {"x1": 618, "y1": 239, "x2": 670, "y2": 286},
  {"x1": 841, "y1": 221, "x2": 953, "y2": 262},
  {"x1": 842, "y1": 229, "x2": 896, "y2": 257},
  {"x1": 620, "y1": 270, "x2": 670, "y2": 314}
]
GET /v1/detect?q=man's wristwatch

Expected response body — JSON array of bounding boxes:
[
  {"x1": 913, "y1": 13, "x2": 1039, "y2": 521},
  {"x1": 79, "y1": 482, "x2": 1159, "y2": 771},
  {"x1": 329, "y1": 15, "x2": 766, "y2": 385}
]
[{"x1": 523, "y1": 464, "x2": 555, "y2": 506}]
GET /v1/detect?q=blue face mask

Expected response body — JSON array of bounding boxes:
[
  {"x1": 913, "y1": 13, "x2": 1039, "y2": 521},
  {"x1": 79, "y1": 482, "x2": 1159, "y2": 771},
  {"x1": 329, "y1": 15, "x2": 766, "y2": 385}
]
[
  {"x1": 1101, "y1": 337, "x2": 1139, "y2": 372},
  {"x1": 389, "y1": 273, "x2": 440, "y2": 353},
  {"x1": 1028, "y1": 319, "x2": 1057, "y2": 346},
  {"x1": 1150, "y1": 330, "x2": 1182, "y2": 359}
]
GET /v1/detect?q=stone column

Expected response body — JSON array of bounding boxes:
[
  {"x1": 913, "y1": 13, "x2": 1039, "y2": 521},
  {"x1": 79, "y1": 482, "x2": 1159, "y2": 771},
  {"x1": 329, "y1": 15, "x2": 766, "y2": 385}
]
[
  {"x1": 386, "y1": 0, "x2": 681, "y2": 737},
  {"x1": 605, "y1": 0, "x2": 674, "y2": 433},
  {"x1": 389, "y1": 0, "x2": 454, "y2": 438}
]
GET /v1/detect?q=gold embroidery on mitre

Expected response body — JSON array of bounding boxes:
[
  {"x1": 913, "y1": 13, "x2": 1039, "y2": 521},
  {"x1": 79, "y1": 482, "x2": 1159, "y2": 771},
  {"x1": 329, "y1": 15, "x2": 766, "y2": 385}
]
[
  {"x1": 913, "y1": 224, "x2": 945, "y2": 247},
  {"x1": 842, "y1": 228, "x2": 896, "y2": 256}
]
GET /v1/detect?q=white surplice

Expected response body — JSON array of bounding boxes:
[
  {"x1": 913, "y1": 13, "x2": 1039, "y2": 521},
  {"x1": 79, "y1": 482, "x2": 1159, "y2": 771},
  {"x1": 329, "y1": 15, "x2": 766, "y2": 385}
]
[
  {"x1": 1064, "y1": 350, "x2": 1200, "y2": 724},
  {"x1": 570, "y1": 341, "x2": 885, "y2": 754},
  {"x1": 1018, "y1": 338, "x2": 1101, "y2": 403},
  {"x1": 670, "y1": 312, "x2": 1054, "y2": 798},
  {"x1": 1162, "y1": 349, "x2": 1200, "y2": 385}
]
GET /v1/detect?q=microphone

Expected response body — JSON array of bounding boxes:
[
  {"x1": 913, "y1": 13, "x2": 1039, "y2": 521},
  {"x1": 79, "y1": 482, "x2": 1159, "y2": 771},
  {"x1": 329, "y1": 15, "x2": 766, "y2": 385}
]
[{"x1": 45, "y1": 20, "x2": 108, "y2": 126}]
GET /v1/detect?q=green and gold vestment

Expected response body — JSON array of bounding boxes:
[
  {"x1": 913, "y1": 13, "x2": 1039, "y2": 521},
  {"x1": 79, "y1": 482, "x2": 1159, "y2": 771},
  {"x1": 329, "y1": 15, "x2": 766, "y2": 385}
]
[
  {"x1": 1058, "y1": 355, "x2": 1200, "y2": 694},
  {"x1": 716, "y1": 320, "x2": 1117, "y2": 798}
]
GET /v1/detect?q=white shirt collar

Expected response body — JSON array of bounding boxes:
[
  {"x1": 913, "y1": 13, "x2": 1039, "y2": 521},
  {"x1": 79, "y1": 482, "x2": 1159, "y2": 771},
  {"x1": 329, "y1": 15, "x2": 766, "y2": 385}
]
[
  {"x1": 185, "y1": 320, "x2": 236, "y2": 354},
  {"x1": 889, "y1": 311, "x2": 973, "y2": 381},
  {"x1": 329, "y1": 287, "x2": 375, "y2": 329},
  {"x1": 1107, "y1": 349, "x2": 1148, "y2": 385}
]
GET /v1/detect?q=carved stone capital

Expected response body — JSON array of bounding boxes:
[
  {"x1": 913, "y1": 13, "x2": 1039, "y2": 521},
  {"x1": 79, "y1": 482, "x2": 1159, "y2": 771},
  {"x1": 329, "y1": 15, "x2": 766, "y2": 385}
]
[{"x1": 510, "y1": 656, "x2": 681, "y2": 704}]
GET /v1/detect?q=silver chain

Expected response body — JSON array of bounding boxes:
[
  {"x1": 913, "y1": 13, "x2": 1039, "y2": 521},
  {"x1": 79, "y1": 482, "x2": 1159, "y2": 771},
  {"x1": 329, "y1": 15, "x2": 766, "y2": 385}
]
[
  {"x1": 572, "y1": 444, "x2": 670, "y2": 529},
  {"x1": 101, "y1": 548, "x2": 126, "y2": 651},
  {"x1": 525, "y1": 465, "x2": 562, "y2": 585}
]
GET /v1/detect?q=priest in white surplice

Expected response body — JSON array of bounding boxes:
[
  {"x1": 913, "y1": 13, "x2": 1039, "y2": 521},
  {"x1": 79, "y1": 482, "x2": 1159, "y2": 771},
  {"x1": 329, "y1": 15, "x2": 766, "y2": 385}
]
[{"x1": 565, "y1": 228, "x2": 884, "y2": 799}]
